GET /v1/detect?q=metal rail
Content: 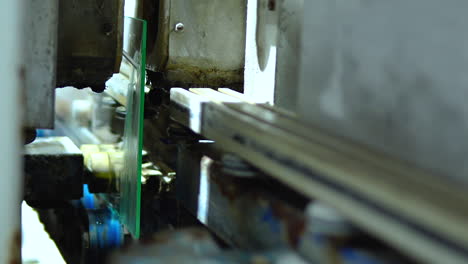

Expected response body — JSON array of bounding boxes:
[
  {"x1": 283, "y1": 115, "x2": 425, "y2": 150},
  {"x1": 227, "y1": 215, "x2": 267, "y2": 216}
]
[{"x1": 171, "y1": 88, "x2": 468, "y2": 264}]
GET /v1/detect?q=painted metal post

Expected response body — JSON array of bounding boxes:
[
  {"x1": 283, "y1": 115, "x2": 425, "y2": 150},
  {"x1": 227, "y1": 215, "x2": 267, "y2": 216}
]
[{"x1": 0, "y1": 0, "x2": 24, "y2": 262}]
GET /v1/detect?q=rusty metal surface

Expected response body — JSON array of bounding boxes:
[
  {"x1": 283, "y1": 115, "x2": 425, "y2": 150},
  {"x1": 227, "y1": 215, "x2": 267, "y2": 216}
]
[
  {"x1": 171, "y1": 89, "x2": 310, "y2": 251},
  {"x1": 56, "y1": 0, "x2": 123, "y2": 92},
  {"x1": 145, "y1": 0, "x2": 245, "y2": 88},
  {"x1": 205, "y1": 163, "x2": 306, "y2": 250},
  {"x1": 174, "y1": 143, "x2": 415, "y2": 264},
  {"x1": 108, "y1": 228, "x2": 309, "y2": 264},
  {"x1": 176, "y1": 144, "x2": 308, "y2": 251}
]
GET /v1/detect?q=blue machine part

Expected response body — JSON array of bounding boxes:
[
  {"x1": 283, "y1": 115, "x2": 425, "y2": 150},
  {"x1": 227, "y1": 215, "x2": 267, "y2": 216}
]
[
  {"x1": 82, "y1": 184, "x2": 96, "y2": 210},
  {"x1": 80, "y1": 184, "x2": 123, "y2": 262},
  {"x1": 36, "y1": 129, "x2": 56, "y2": 137},
  {"x1": 88, "y1": 208, "x2": 124, "y2": 250},
  {"x1": 341, "y1": 248, "x2": 394, "y2": 264}
]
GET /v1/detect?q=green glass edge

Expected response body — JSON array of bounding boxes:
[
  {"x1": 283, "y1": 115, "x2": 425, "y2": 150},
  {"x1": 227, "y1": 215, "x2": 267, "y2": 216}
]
[{"x1": 134, "y1": 17, "x2": 147, "y2": 239}]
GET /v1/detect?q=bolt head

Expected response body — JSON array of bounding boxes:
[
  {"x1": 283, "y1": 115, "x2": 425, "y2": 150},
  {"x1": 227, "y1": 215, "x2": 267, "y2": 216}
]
[{"x1": 174, "y1": 22, "x2": 185, "y2": 32}]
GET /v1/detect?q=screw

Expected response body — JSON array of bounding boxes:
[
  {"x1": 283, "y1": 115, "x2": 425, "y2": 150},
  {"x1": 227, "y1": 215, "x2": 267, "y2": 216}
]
[{"x1": 174, "y1": 22, "x2": 185, "y2": 32}]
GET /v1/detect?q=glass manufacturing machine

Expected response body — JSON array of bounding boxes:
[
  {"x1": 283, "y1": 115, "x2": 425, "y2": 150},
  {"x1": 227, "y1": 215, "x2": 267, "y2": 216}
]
[{"x1": 2, "y1": 0, "x2": 468, "y2": 263}]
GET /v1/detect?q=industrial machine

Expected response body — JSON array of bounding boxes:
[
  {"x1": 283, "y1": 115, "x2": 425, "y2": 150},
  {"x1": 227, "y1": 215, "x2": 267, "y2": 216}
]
[{"x1": 2, "y1": 0, "x2": 468, "y2": 263}]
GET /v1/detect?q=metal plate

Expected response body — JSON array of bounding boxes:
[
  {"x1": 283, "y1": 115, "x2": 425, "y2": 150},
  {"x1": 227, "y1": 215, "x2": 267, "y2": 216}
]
[
  {"x1": 297, "y1": 0, "x2": 468, "y2": 183},
  {"x1": 166, "y1": 0, "x2": 246, "y2": 87},
  {"x1": 24, "y1": 0, "x2": 58, "y2": 129}
]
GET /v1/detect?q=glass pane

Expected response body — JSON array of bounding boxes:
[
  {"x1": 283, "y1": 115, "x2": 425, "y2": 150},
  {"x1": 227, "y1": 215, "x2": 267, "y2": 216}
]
[{"x1": 117, "y1": 16, "x2": 147, "y2": 238}]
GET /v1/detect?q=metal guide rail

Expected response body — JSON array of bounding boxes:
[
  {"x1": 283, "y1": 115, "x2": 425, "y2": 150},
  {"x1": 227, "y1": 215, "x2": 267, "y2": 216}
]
[{"x1": 170, "y1": 87, "x2": 468, "y2": 264}]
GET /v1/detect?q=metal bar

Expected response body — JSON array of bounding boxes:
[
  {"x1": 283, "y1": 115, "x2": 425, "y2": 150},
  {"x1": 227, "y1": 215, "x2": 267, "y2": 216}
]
[
  {"x1": 0, "y1": 0, "x2": 24, "y2": 262},
  {"x1": 24, "y1": 0, "x2": 58, "y2": 129},
  {"x1": 170, "y1": 88, "x2": 468, "y2": 264}
]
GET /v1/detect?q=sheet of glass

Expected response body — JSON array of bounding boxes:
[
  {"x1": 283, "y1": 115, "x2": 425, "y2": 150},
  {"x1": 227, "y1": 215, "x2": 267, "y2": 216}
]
[{"x1": 118, "y1": 16, "x2": 147, "y2": 238}]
